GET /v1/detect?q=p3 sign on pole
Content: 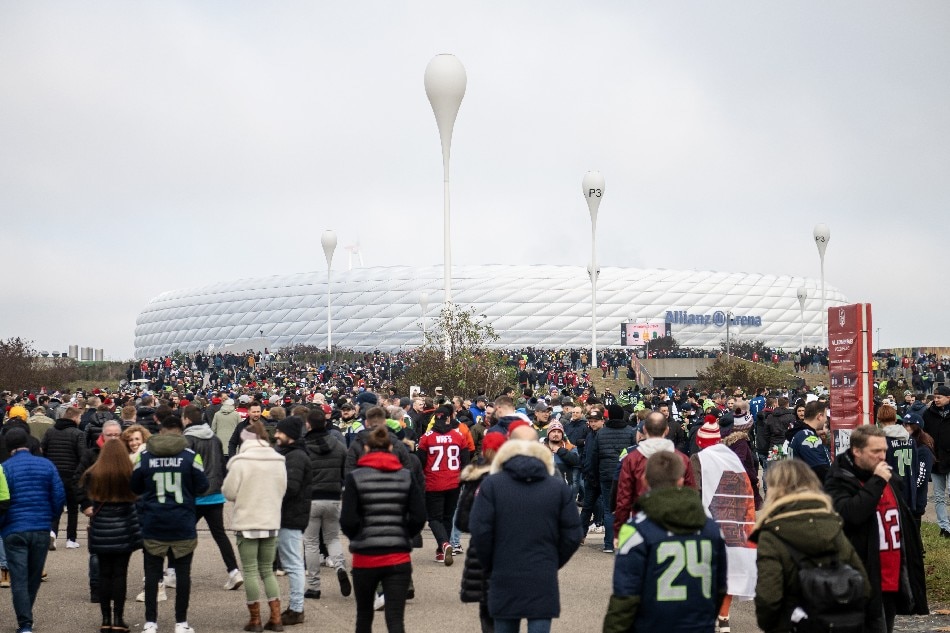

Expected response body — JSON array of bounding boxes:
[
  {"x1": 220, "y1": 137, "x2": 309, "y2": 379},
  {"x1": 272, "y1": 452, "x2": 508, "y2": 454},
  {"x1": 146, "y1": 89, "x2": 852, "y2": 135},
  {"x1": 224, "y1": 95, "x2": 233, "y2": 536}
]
[{"x1": 827, "y1": 303, "x2": 873, "y2": 453}]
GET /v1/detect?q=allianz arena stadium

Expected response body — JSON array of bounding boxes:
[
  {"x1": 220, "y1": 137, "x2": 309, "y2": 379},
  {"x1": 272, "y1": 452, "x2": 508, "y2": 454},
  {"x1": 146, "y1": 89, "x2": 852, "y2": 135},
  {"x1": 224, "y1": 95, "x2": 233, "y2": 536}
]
[{"x1": 133, "y1": 265, "x2": 847, "y2": 358}]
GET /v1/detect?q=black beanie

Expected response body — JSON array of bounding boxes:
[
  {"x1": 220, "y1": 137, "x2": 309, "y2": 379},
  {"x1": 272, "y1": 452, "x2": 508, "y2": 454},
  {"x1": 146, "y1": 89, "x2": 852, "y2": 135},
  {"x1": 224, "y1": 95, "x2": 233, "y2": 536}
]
[
  {"x1": 5, "y1": 428, "x2": 29, "y2": 452},
  {"x1": 276, "y1": 416, "x2": 304, "y2": 441}
]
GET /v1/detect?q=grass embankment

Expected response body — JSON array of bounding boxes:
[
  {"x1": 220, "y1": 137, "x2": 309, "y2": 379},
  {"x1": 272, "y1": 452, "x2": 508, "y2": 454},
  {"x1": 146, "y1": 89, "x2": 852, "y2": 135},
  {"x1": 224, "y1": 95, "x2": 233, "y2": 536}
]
[{"x1": 922, "y1": 522, "x2": 950, "y2": 606}]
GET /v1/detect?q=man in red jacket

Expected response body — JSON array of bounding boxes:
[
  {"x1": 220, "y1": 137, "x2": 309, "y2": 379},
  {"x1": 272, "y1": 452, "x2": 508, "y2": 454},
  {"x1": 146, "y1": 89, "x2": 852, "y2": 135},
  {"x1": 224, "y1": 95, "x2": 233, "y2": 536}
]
[{"x1": 613, "y1": 412, "x2": 696, "y2": 537}]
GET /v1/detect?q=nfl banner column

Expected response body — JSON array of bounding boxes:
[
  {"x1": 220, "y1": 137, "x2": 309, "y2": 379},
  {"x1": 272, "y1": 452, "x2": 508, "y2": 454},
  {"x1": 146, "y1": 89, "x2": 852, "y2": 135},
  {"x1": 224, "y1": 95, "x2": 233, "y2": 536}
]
[{"x1": 827, "y1": 303, "x2": 874, "y2": 453}]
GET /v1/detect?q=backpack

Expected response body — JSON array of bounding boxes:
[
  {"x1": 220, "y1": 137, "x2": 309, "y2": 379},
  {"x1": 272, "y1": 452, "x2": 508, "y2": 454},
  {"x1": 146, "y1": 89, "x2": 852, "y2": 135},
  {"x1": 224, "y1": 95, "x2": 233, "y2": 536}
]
[{"x1": 777, "y1": 536, "x2": 866, "y2": 633}]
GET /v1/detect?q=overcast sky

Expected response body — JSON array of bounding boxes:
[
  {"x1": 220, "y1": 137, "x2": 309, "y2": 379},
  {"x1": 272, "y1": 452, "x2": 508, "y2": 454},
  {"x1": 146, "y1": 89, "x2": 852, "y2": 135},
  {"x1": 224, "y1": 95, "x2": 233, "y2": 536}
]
[{"x1": 2, "y1": 1, "x2": 948, "y2": 360}]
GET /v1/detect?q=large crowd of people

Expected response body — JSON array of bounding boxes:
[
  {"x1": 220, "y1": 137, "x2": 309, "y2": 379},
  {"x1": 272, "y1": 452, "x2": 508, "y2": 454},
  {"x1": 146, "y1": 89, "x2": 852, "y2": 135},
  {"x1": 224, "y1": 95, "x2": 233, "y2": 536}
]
[{"x1": 0, "y1": 345, "x2": 944, "y2": 633}]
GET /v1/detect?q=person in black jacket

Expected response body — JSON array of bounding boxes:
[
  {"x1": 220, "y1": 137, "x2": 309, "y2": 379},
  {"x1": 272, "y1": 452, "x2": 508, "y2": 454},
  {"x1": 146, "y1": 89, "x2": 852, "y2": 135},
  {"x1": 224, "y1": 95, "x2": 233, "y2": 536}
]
[
  {"x1": 824, "y1": 425, "x2": 928, "y2": 633},
  {"x1": 274, "y1": 416, "x2": 314, "y2": 626},
  {"x1": 340, "y1": 425, "x2": 426, "y2": 633},
  {"x1": 40, "y1": 406, "x2": 85, "y2": 549},
  {"x1": 765, "y1": 397, "x2": 795, "y2": 453},
  {"x1": 586, "y1": 405, "x2": 636, "y2": 553},
  {"x1": 79, "y1": 437, "x2": 143, "y2": 633},
  {"x1": 180, "y1": 405, "x2": 242, "y2": 592},
  {"x1": 302, "y1": 408, "x2": 349, "y2": 601}
]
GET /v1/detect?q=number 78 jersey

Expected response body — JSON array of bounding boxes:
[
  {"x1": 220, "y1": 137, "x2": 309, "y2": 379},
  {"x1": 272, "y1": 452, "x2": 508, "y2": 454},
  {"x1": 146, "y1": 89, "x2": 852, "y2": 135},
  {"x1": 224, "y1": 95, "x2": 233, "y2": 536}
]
[
  {"x1": 612, "y1": 511, "x2": 727, "y2": 632},
  {"x1": 418, "y1": 429, "x2": 468, "y2": 492}
]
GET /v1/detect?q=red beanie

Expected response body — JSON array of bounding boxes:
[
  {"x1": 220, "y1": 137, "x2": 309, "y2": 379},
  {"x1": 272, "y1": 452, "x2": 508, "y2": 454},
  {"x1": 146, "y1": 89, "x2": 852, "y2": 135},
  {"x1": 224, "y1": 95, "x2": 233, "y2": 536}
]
[{"x1": 482, "y1": 432, "x2": 507, "y2": 454}]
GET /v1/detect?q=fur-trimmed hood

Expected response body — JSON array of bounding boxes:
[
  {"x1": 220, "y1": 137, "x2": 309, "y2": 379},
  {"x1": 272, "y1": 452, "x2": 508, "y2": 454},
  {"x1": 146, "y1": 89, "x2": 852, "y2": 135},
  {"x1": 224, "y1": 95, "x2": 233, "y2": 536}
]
[
  {"x1": 490, "y1": 439, "x2": 555, "y2": 480},
  {"x1": 460, "y1": 462, "x2": 492, "y2": 483},
  {"x1": 722, "y1": 430, "x2": 750, "y2": 447},
  {"x1": 751, "y1": 490, "x2": 836, "y2": 542}
]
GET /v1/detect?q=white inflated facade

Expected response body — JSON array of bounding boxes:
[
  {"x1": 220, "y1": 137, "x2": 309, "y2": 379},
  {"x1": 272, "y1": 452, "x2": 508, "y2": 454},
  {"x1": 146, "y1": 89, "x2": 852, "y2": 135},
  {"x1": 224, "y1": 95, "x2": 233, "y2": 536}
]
[{"x1": 134, "y1": 265, "x2": 847, "y2": 358}]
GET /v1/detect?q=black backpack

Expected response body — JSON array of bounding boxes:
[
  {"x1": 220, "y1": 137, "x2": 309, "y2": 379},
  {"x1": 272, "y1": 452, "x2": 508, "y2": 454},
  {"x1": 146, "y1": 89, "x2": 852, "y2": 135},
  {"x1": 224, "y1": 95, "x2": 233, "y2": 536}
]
[{"x1": 777, "y1": 536, "x2": 866, "y2": 633}]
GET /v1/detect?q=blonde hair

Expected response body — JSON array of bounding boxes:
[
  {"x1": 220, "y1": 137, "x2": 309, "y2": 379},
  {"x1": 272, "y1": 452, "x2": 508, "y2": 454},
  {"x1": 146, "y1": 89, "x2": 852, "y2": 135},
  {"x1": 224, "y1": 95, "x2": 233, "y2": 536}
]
[{"x1": 763, "y1": 460, "x2": 824, "y2": 505}]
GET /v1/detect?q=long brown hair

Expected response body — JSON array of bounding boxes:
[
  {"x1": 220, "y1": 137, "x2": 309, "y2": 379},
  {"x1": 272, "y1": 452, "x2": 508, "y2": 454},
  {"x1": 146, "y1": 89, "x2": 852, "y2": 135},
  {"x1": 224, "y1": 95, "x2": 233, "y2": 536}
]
[{"x1": 80, "y1": 439, "x2": 137, "y2": 503}]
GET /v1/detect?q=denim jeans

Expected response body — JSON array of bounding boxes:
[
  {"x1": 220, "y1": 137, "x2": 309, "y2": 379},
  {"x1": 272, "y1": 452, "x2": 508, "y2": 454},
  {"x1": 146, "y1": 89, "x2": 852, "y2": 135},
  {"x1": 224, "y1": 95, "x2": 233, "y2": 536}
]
[
  {"x1": 450, "y1": 503, "x2": 462, "y2": 549},
  {"x1": 303, "y1": 499, "x2": 345, "y2": 590},
  {"x1": 277, "y1": 528, "x2": 305, "y2": 612},
  {"x1": 494, "y1": 618, "x2": 552, "y2": 633},
  {"x1": 933, "y1": 472, "x2": 949, "y2": 532},
  {"x1": 599, "y1": 478, "x2": 615, "y2": 548},
  {"x1": 4, "y1": 530, "x2": 50, "y2": 632},
  {"x1": 0, "y1": 537, "x2": 7, "y2": 568}
]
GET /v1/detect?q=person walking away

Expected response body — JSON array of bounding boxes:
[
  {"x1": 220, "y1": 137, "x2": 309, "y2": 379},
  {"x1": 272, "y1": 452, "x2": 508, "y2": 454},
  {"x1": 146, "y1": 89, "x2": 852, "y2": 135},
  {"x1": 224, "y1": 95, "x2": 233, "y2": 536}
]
[
  {"x1": 211, "y1": 399, "x2": 241, "y2": 462},
  {"x1": 456, "y1": 432, "x2": 507, "y2": 633},
  {"x1": 223, "y1": 419, "x2": 288, "y2": 632},
  {"x1": 80, "y1": 438, "x2": 143, "y2": 633},
  {"x1": 40, "y1": 405, "x2": 84, "y2": 550},
  {"x1": 824, "y1": 424, "x2": 928, "y2": 632},
  {"x1": 470, "y1": 435, "x2": 582, "y2": 633},
  {"x1": 603, "y1": 452, "x2": 727, "y2": 633},
  {"x1": 691, "y1": 418, "x2": 758, "y2": 633},
  {"x1": 131, "y1": 414, "x2": 209, "y2": 633},
  {"x1": 417, "y1": 405, "x2": 470, "y2": 565},
  {"x1": 921, "y1": 385, "x2": 950, "y2": 535},
  {"x1": 272, "y1": 416, "x2": 313, "y2": 626},
  {"x1": 587, "y1": 405, "x2": 636, "y2": 553},
  {"x1": 750, "y1": 459, "x2": 869, "y2": 633},
  {"x1": 877, "y1": 404, "x2": 920, "y2": 510},
  {"x1": 301, "y1": 408, "x2": 349, "y2": 601},
  {"x1": 902, "y1": 412, "x2": 935, "y2": 528},
  {"x1": 179, "y1": 405, "x2": 243, "y2": 592},
  {"x1": 0, "y1": 428, "x2": 65, "y2": 633},
  {"x1": 340, "y1": 426, "x2": 426, "y2": 633}
]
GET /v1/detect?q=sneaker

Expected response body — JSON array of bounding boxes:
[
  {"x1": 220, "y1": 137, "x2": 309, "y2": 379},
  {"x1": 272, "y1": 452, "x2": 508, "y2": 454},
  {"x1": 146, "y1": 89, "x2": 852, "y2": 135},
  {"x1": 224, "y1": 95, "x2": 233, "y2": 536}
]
[
  {"x1": 442, "y1": 542, "x2": 454, "y2": 567},
  {"x1": 337, "y1": 567, "x2": 351, "y2": 597},
  {"x1": 143, "y1": 624, "x2": 158, "y2": 633},
  {"x1": 592, "y1": 524, "x2": 605, "y2": 534},
  {"x1": 717, "y1": 617, "x2": 731, "y2": 633},
  {"x1": 274, "y1": 568, "x2": 287, "y2": 576},
  {"x1": 136, "y1": 582, "x2": 167, "y2": 602},
  {"x1": 224, "y1": 569, "x2": 244, "y2": 591},
  {"x1": 174, "y1": 623, "x2": 194, "y2": 633},
  {"x1": 451, "y1": 545, "x2": 464, "y2": 556},
  {"x1": 0, "y1": 569, "x2": 9, "y2": 588},
  {"x1": 435, "y1": 551, "x2": 445, "y2": 563},
  {"x1": 41, "y1": 569, "x2": 48, "y2": 582},
  {"x1": 602, "y1": 546, "x2": 614, "y2": 554},
  {"x1": 373, "y1": 593, "x2": 385, "y2": 611},
  {"x1": 66, "y1": 540, "x2": 80, "y2": 549},
  {"x1": 280, "y1": 609, "x2": 305, "y2": 626},
  {"x1": 304, "y1": 589, "x2": 321, "y2": 600},
  {"x1": 406, "y1": 581, "x2": 415, "y2": 601},
  {"x1": 164, "y1": 569, "x2": 177, "y2": 588},
  {"x1": 48, "y1": 535, "x2": 56, "y2": 551}
]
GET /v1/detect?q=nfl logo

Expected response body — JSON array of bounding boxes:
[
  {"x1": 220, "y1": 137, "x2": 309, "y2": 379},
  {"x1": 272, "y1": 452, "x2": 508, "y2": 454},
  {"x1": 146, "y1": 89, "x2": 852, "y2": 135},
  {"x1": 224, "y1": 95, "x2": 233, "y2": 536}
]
[{"x1": 838, "y1": 308, "x2": 846, "y2": 327}]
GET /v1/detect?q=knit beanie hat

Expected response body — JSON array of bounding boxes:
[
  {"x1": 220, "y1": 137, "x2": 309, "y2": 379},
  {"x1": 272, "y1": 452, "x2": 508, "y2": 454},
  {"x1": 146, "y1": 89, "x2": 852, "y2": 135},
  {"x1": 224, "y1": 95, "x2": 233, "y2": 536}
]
[
  {"x1": 7, "y1": 406, "x2": 28, "y2": 422},
  {"x1": 546, "y1": 421, "x2": 565, "y2": 436},
  {"x1": 696, "y1": 419, "x2": 721, "y2": 449},
  {"x1": 276, "y1": 416, "x2": 304, "y2": 441},
  {"x1": 5, "y1": 428, "x2": 29, "y2": 452},
  {"x1": 482, "y1": 432, "x2": 507, "y2": 454}
]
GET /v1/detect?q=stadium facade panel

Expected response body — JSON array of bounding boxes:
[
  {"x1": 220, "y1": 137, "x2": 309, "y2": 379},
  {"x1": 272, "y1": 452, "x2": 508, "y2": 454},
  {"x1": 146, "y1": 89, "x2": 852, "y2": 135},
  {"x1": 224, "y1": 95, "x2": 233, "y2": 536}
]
[{"x1": 134, "y1": 265, "x2": 848, "y2": 358}]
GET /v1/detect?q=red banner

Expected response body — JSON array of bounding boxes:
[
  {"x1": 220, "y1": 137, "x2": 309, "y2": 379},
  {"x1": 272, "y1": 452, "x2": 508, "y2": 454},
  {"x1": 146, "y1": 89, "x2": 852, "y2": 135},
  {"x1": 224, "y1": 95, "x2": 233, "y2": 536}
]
[{"x1": 828, "y1": 303, "x2": 873, "y2": 432}]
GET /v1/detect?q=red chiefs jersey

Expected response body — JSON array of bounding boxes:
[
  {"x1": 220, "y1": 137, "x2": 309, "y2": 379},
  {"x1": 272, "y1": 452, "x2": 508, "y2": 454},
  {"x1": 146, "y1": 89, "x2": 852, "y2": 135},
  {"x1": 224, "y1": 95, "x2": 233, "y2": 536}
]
[{"x1": 418, "y1": 429, "x2": 467, "y2": 492}]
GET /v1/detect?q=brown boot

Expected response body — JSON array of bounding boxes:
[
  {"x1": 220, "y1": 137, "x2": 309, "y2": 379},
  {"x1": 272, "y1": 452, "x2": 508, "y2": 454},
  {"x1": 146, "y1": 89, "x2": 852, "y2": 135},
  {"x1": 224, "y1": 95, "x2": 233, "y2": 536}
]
[
  {"x1": 264, "y1": 599, "x2": 284, "y2": 632},
  {"x1": 244, "y1": 602, "x2": 263, "y2": 632}
]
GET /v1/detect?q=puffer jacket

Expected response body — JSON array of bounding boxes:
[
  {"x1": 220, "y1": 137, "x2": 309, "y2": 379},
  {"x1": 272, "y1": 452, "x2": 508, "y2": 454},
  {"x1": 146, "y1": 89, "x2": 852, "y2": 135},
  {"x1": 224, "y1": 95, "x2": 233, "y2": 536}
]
[
  {"x1": 87, "y1": 501, "x2": 143, "y2": 554},
  {"x1": 183, "y1": 423, "x2": 226, "y2": 498},
  {"x1": 222, "y1": 440, "x2": 287, "y2": 532},
  {"x1": 40, "y1": 418, "x2": 85, "y2": 482},
  {"x1": 276, "y1": 441, "x2": 312, "y2": 531},
  {"x1": 749, "y1": 492, "x2": 869, "y2": 633},
  {"x1": 588, "y1": 419, "x2": 637, "y2": 482},
  {"x1": 765, "y1": 407, "x2": 795, "y2": 449},
  {"x1": 303, "y1": 429, "x2": 346, "y2": 500},
  {"x1": 456, "y1": 462, "x2": 491, "y2": 604},
  {"x1": 0, "y1": 450, "x2": 66, "y2": 537},
  {"x1": 83, "y1": 410, "x2": 116, "y2": 450},
  {"x1": 340, "y1": 450, "x2": 426, "y2": 556}
]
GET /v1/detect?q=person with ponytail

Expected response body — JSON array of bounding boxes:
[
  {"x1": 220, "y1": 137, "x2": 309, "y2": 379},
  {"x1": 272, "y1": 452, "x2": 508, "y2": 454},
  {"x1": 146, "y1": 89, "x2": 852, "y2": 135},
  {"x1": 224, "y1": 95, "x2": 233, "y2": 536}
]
[{"x1": 340, "y1": 425, "x2": 426, "y2": 633}]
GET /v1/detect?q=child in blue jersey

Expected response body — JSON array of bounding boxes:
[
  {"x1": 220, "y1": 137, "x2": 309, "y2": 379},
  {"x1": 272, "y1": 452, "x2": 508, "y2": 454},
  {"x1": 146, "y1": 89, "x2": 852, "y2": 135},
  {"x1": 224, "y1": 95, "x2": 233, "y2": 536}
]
[{"x1": 603, "y1": 451, "x2": 727, "y2": 633}]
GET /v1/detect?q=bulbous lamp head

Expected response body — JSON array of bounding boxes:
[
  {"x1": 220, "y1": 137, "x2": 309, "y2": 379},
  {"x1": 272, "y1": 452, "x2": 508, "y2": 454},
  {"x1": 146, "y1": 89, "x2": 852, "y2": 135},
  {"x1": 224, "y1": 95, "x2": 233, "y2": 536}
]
[
  {"x1": 796, "y1": 286, "x2": 807, "y2": 306},
  {"x1": 582, "y1": 171, "x2": 605, "y2": 223},
  {"x1": 321, "y1": 230, "x2": 337, "y2": 267},
  {"x1": 425, "y1": 54, "x2": 467, "y2": 170},
  {"x1": 813, "y1": 224, "x2": 830, "y2": 259}
]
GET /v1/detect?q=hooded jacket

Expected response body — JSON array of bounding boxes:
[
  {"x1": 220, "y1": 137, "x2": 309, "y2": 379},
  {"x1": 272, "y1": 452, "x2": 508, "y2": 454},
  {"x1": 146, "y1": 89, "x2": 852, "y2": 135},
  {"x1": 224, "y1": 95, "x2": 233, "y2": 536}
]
[
  {"x1": 40, "y1": 418, "x2": 85, "y2": 483},
  {"x1": 588, "y1": 418, "x2": 637, "y2": 482},
  {"x1": 613, "y1": 438, "x2": 696, "y2": 535},
  {"x1": 883, "y1": 423, "x2": 920, "y2": 510},
  {"x1": 603, "y1": 486, "x2": 726, "y2": 633},
  {"x1": 456, "y1": 461, "x2": 492, "y2": 604},
  {"x1": 922, "y1": 400, "x2": 950, "y2": 474},
  {"x1": 130, "y1": 434, "x2": 209, "y2": 541},
  {"x1": 183, "y1": 422, "x2": 226, "y2": 500},
  {"x1": 275, "y1": 441, "x2": 312, "y2": 531},
  {"x1": 723, "y1": 430, "x2": 762, "y2": 509},
  {"x1": 417, "y1": 414, "x2": 470, "y2": 492},
  {"x1": 222, "y1": 440, "x2": 287, "y2": 532},
  {"x1": 211, "y1": 401, "x2": 241, "y2": 456},
  {"x1": 0, "y1": 449, "x2": 66, "y2": 538},
  {"x1": 824, "y1": 450, "x2": 928, "y2": 621},
  {"x1": 765, "y1": 407, "x2": 795, "y2": 449},
  {"x1": 303, "y1": 428, "x2": 346, "y2": 500},
  {"x1": 470, "y1": 440, "x2": 581, "y2": 620},
  {"x1": 749, "y1": 492, "x2": 869, "y2": 633}
]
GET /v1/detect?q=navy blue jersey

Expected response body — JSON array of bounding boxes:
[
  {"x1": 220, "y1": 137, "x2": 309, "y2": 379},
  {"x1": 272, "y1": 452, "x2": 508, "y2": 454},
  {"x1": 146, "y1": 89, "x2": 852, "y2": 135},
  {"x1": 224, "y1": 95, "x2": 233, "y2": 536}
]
[
  {"x1": 885, "y1": 434, "x2": 919, "y2": 510},
  {"x1": 790, "y1": 428, "x2": 832, "y2": 480},
  {"x1": 609, "y1": 510, "x2": 726, "y2": 632}
]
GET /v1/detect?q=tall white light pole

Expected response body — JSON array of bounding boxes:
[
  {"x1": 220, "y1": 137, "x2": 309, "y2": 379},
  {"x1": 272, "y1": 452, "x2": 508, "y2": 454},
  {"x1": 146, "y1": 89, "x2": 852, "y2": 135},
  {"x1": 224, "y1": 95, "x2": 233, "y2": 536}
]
[
  {"x1": 813, "y1": 224, "x2": 830, "y2": 344},
  {"x1": 796, "y1": 286, "x2": 808, "y2": 353},
  {"x1": 424, "y1": 54, "x2": 466, "y2": 309},
  {"x1": 583, "y1": 171, "x2": 605, "y2": 367},
  {"x1": 321, "y1": 230, "x2": 337, "y2": 351},
  {"x1": 419, "y1": 292, "x2": 429, "y2": 345}
]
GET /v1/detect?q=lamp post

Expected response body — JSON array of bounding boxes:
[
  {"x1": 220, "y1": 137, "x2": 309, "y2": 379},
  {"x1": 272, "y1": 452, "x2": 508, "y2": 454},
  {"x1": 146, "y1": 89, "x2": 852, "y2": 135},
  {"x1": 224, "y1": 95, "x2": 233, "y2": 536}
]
[
  {"x1": 320, "y1": 230, "x2": 337, "y2": 351},
  {"x1": 419, "y1": 292, "x2": 429, "y2": 346},
  {"x1": 424, "y1": 54, "x2": 466, "y2": 309},
  {"x1": 876, "y1": 327, "x2": 881, "y2": 353},
  {"x1": 796, "y1": 286, "x2": 807, "y2": 353},
  {"x1": 583, "y1": 171, "x2": 604, "y2": 367},
  {"x1": 813, "y1": 224, "x2": 830, "y2": 344},
  {"x1": 725, "y1": 311, "x2": 733, "y2": 362}
]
